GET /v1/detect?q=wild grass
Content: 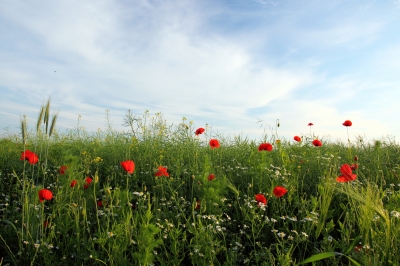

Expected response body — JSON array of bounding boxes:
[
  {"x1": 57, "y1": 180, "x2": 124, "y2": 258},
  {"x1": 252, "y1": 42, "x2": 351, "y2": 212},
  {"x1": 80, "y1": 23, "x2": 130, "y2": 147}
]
[{"x1": 1, "y1": 103, "x2": 400, "y2": 265}]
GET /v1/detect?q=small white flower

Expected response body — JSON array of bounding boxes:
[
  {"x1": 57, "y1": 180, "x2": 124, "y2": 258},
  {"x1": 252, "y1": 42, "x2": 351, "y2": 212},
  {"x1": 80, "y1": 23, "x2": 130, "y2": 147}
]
[{"x1": 390, "y1": 211, "x2": 400, "y2": 218}]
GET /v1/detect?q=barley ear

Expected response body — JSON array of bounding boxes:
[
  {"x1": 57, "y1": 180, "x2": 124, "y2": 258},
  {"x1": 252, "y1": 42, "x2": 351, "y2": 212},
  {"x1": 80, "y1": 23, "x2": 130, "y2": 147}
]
[
  {"x1": 44, "y1": 97, "x2": 51, "y2": 135},
  {"x1": 21, "y1": 115, "x2": 27, "y2": 145},
  {"x1": 49, "y1": 111, "x2": 58, "y2": 137},
  {"x1": 37, "y1": 106, "x2": 45, "y2": 133}
]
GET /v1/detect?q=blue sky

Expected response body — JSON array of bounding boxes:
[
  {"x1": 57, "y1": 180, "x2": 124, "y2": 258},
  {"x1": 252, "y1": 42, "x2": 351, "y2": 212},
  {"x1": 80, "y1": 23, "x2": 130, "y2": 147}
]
[{"x1": 1, "y1": 0, "x2": 400, "y2": 143}]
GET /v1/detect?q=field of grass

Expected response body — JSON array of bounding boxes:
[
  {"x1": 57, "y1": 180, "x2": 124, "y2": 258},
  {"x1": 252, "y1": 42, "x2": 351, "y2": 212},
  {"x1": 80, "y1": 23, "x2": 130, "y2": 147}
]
[{"x1": 1, "y1": 102, "x2": 400, "y2": 265}]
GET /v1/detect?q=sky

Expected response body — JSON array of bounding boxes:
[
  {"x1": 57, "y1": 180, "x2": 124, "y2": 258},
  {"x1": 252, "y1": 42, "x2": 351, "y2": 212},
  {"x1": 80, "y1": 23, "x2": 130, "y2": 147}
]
[{"x1": 1, "y1": 0, "x2": 400, "y2": 144}]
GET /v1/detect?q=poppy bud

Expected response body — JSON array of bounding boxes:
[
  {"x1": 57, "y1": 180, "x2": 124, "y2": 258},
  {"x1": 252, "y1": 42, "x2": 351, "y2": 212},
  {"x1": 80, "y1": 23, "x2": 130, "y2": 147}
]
[{"x1": 354, "y1": 156, "x2": 358, "y2": 161}]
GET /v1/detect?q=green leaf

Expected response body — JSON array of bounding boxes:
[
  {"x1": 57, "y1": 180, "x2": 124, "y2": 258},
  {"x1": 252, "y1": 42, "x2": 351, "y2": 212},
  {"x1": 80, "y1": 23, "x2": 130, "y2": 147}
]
[
  {"x1": 297, "y1": 252, "x2": 339, "y2": 265},
  {"x1": 296, "y1": 252, "x2": 361, "y2": 266},
  {"x1": 343, "y1": 235, "x2": 361, "y2": 255}
]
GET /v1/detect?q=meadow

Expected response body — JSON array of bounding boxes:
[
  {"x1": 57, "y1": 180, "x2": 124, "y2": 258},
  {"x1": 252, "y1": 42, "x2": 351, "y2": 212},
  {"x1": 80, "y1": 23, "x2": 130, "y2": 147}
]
[{"x1": 1, "y1": 101, "x2": 400, "y2": 265}]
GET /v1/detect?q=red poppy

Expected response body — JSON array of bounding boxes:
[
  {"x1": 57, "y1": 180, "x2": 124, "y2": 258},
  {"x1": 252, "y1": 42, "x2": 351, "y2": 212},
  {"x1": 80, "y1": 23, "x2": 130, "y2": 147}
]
[
  {"x1": 255, "y1": 194, "x2": 267, "y2": 205},
  {"x1": 59, "y1": 166, "x2": 68, "y2": 175},
  {"x1": 97, "y1": 200, "x2": 103, "y2": 207},
  {"x1": 354, "y1": 245, "x2": 362, "y2": 252},
  {"x1": 258, "y1": 143, "x2": 273, "y2": 152},
  {"x1": 273, "y1": 186, "x2": 288, "y2": 198},
  {"x1": 154, "y1": 166, "x2": 169, "y2": 177},
  {"x1": 308, "y1": 123, "x2": 313, "y2": 126},
  {"x1": 312, "y1": 139, "x2": 322, "y2": 147},
  {"x1": 20, "y1": 150, "x2": 39, "y2": 165},
  {"x1": 209, "y1": 139, "x2": 220, "y2": 149},
  {"x1": 38, "y1": 189, "x2": 53, "y2": 202},
  {"x1": 70, "y1": 180, "x2": 78, "y2": 187},
  {"x1": 43, "y1": 220, "x2": 50, "y2": 228},
  {"x1": 195, "y1": 128, "x2": 205, "y2": 136},
  {"x1": 120, "y1": 160, "x2": 135, "y2": 174},
  {"x1": 195, "y1": 199, "x2": 201, "y2": 210},
  {"x1": 207, "y1": 174, "x2": 215, "y2": 181},
  {"x1": 343, "y1": 120, "x2": 352, "y2": 127},
  {"x1": 294, "y1": 136, "x2": 301, "y2": 142},
  {"x1": 350, "y1": 164, "x2": 358, "y2": 170},
  {"x1": 84, "y1": 177, "x2": 93, "y2": 189},
  {"x1": 336, "y1": 164, "x2": 357, "y2": 182}
]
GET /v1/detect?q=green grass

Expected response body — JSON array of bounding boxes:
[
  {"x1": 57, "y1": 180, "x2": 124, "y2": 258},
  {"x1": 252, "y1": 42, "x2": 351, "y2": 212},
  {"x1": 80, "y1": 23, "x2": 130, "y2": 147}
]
[{"x1": 1, "y1": 107, "x2": 400, "y2": 265}]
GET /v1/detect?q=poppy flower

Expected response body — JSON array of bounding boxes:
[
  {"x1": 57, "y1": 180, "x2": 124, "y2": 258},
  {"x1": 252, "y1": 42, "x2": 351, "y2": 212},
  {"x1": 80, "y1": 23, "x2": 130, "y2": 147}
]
[
  {"x1": 354, "y1": 245, "x2": 362, "y2": 252},
  {"x1": 120, "y1": 160, "x2": 135, "y2": 174},
  {"x1": 308, "y1": 123, "x2": 313, "y2": 126},
  {"x1": 273, "y1": 186, "x2": 288, "y2": 198},
  {"x1": 312, "y1": 139, "x2": 322, "y2": 147},
  {"x1": 195, "y1": 127, "x2": 205, "y2": 136},
  {"x1": 343, "y1": 120, "x2": 352, "y2": 127},
  {"x1": 59, "y1": 166, "x2": 68, "y2": 175},
  {"x1": 154, "y1": 166, "x2": 169, "y2": 177},
  {"x1": 84, "y1": 177, "x2": 93, "y2": 189},
  {"x1": 38, "y1": 189, "x2": 53, "y2": 202},
  {"x1": 207, "y1": 174, "x2": 215, "y2": 181},
  {"x1": 20, "y1": 150, "x2": 39, "y2": 165},
  {"x1": 350, "y1": 164, "x2": 358, "y2": 170},
  {"x1": 70, "y1": 180, "x2": 78, "y2": 188},
  {"x1": 43, "y1": 220, "x2": 50, "y2": 228},
  {"x1": 294, "y1": 136, "x2": 301, "y2": 142},
  {"x1": 209, "y1": 139, "x2": 220, "y2": 149},
  {"x1": 258, "y1": 143, "x2": 273, "y2": 152},
  {"x1": 255, "y1": 194, "x2": 267, "y2": 205},
  {"x1": 97, "y1": 200, "x2": 103, "y2": 207},
  {"x1": 336, "y1": 164, "x2": 357, "y2": 182}
]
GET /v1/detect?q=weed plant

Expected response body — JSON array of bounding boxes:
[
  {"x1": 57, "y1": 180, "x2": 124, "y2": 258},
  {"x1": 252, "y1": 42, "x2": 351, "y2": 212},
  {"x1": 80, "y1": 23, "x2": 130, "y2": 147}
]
[{"x1": 1, "y1": 102, "x2": 400, "y2": 265}]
